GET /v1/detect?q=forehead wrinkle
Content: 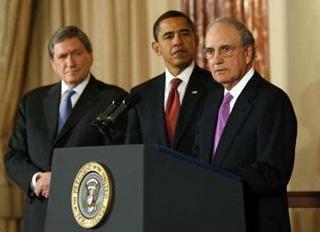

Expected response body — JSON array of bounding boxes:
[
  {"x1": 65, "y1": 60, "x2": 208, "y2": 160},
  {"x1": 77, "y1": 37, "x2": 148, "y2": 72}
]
[{"x1": 206, "y1": 24, "x2": 241, "y2": 48}]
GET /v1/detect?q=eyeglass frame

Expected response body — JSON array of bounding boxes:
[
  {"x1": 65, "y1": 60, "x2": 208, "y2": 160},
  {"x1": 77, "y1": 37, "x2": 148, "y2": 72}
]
[{"x1": 203, "y1": 44, "x2": 245, "y2": 59}]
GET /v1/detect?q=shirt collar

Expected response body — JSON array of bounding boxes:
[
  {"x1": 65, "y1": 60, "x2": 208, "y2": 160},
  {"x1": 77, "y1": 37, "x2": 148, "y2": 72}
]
[
  {"x1": 225, "y1": 67, "x2": 254, "y2": 98},
  {"x1": 165, "y1": 62, "x2": 195, "y2": 86},
  {"x1": 61, "y1": 73, "x2": 91, "y2": 95}
]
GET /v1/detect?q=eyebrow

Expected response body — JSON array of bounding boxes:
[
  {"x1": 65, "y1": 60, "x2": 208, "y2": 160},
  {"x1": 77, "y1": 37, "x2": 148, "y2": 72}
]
[
  {"x1": 206, "y1": 43, "x2": 232, "y2": 48},
  {"x1": 55, "y1": 48, "x2": 84, "y2": 58},
  {"x1": 161, "y1": 28, "x2": 192, "y2": 37}
]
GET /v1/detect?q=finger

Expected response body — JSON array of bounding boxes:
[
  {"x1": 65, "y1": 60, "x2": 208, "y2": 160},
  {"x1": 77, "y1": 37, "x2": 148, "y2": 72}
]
[{"x1": 34, "y1": 188, "x2": 41, "y2": 197}]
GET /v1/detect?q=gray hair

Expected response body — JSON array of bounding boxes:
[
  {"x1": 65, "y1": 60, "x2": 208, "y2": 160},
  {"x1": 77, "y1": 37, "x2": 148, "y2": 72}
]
[
  {"x1": 48, "y1": 25, "x2": 92, "y2": 59},
  {"x1": 207, "y1": 17, "x2": 256, "y2": 60}
]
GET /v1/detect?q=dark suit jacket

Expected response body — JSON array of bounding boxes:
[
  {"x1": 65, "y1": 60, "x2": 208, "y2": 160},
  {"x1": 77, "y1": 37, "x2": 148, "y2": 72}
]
[
  {"x1": 126, "y1": 65, "x2": 217, "y2": 156},
  {"x1": 194, "y1": 71, "x2": 297, "y2": 232},
  {"x1": 4, "y1": 76, "x2": 127, "y2": 232}
]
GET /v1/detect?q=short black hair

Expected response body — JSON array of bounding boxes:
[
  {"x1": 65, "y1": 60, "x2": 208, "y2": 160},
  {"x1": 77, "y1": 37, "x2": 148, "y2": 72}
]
[
  {"x1": 48, "y1": 25, "x2": 92, "y2": 59},
  {"x1": 153, "y1": 10, "x2": 196, "y2": 41}
]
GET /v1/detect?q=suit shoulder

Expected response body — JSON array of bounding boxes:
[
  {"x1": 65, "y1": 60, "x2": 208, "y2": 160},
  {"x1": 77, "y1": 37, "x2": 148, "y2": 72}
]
[
  {"x1": 192, "y1": 65, "x2": 212, "y2": 81},
  {"x1": 192, "y1": 66, "x2": 221, "y2": 91},
  {"x1": 256, "y1": 74, "x2": 287, "y2": 95},
  {"x1": 98, "y1": 81, "x2": 126, "y2": 93},
  {"x1": 22, "y1": 82, "x2": 59, "y2": 99},
  {"x1": 130, "y1": 74, "x2": 163, "y2": 93},
  {"x1": 194, "y1": 65, "x2": 211, "y2": 76},
  {"x1": 92, "y1": 77, "x2": 123, "y2": 90},
  {"x1": 91, "y1": 78, "x2": 128, "y2": 101},
  {"x1": 251, "y1": 74, "x2": 293, "y2": 106}
]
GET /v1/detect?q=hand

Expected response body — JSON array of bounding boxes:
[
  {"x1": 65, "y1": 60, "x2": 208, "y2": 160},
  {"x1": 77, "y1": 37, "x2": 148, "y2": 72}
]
[{"x1": 34, "y1": 171, "x2": 51, "y2": 199}]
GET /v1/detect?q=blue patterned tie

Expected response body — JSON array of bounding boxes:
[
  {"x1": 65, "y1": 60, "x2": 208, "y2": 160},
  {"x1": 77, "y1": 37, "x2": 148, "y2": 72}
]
[{"x1": 58, "y1": 89, "x2": 75, "y2": 133}]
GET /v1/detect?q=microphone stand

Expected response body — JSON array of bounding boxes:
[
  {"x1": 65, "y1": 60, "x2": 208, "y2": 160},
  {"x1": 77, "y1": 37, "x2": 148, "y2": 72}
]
[
  {"x1": 92, "y1": 92, "x2": 140, "y2": 144},
  {"x1": 92, "y1": 119, "x2": 115, "y2": 144}
]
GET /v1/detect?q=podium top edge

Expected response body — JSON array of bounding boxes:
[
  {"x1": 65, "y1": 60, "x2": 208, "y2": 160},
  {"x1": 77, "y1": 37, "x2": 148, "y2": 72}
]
[{"x1": 154, "y1": 144, "x2": 242, "y2": 182}]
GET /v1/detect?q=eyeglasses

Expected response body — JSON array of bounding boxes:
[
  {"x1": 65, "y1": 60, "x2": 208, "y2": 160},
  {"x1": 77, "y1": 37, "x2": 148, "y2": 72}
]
[{"x1": 203, "y1": 45, "x2": 240, "y2": 59}]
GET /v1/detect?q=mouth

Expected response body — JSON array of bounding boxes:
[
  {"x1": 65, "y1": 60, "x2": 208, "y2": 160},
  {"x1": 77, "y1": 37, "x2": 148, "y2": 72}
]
[
  {"x1": 172, "y1": 49, "x2": 188, "y2": 56},
  {"x1": 214, "y1": 68, "x2": 228, "y2": 75},
  {"x1": 65, "y1": 69, "x2": 80, "y2": 75}
]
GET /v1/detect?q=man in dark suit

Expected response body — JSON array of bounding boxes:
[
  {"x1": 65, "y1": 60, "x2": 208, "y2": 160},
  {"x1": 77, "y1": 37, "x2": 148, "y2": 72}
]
[
  {"x1": 126, "y1": 10, "x2": 218, "y2": 155},
  {"x1": 194, "y1": 18, "x2": 297, "y2": 232},
  {"x1": 4, "y1": 26, "x2": 127, "y2": 232}
]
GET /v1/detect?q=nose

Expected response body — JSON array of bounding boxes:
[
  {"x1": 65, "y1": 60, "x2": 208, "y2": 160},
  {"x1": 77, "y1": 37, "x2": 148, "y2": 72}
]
[
  {"x1": 66, "y1": 55, "x2": 76, "y2": 66},
  {"x1": 211, "y1": 50, "x2": 224, "y2": 64},
  {"x1": 172, "y1": 33, "x2": 183, "y2": 45}
]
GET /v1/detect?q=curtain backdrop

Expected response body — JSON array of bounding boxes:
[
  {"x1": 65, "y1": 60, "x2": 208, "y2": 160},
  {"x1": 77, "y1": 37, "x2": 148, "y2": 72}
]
[
  {"x1": 0, "y1": 1, "x2": 34, "y2": 231},
  {"x1": 3, "y1": 2, "x2": 315, "y2": 232},
  {"x1": 0, "y1": 0, "x2": 180, "y2": 231},
  {"x1": 181, "y1": 0, "x2": 270, "y2": 79}
]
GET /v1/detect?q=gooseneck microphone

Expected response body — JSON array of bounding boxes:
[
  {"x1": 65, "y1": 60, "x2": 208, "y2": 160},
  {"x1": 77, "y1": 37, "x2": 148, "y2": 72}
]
[
  {"x1": 92, "y1": 92, "x2": 140, "y2": 143},
  {"x1": 105, "y1": 92, "x2": 140, "y2": 125},
  {"x1": 95, "y1": 94, "x2": 126, "y2": 122}
]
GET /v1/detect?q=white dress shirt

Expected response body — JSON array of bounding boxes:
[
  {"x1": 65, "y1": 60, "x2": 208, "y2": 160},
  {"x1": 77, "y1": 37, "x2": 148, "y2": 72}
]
[
  {"x1": 31, "y1": 74, "x2": 91, "y2": 191},
  {"x1": 164, "y1": 62, "x2": 195, "y2": 109},
  {"x1": 224, "y1": 67, "x2": 254, "y2": 113}
]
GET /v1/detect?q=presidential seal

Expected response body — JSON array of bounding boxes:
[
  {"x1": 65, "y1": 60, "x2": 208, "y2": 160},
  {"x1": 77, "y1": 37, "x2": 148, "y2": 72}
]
[{"x1": 71, "y1": 162, "x2": 112, "y2": 228}]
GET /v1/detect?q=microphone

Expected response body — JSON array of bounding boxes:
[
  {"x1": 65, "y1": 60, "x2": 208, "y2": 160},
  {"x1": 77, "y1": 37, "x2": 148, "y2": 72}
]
[
  {"x1": 95, "y1": 93, "x2": 126, "y2": 122},
  {"x1": 92, "y1": 92, "x2": 140, "y2": 143},
  {"x1": 104, "y1": 92, "x2": 140, "y2": 125}
]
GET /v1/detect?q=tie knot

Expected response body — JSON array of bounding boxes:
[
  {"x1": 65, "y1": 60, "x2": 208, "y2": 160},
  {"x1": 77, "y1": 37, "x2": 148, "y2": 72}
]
[
  {"x1": 222, "y1": 92, "x2": 233, "y2": 105},
  {"x1": 170, "y1": 78, "x2": 182, "y2": 89},
  {"x1": 64, "y1": 89, "x2": 75, "y2": 100}
]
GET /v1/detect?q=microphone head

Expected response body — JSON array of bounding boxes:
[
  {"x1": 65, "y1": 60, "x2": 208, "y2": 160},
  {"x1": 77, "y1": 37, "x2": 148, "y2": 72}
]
[
  {"x1": 113, "y1": 93, "x2": 128, "y2": 105},
  {"x1": 123, "y1": 92, "x2": 141, "y2": 108},
  {"x1": 95, "y1": 92, "x2": 127, "y2": 122}
]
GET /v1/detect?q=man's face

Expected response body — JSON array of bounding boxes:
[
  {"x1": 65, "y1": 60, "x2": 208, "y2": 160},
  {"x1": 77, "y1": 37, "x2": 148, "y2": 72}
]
[
  {"x1": 205, "y1": 23, "x2": 253, "y2": 90},
  {"x1": 152, "y1": 17, "x2": 197, "y2": 76},
  {"x1": 50, "y1": 37, "x2": 93, "y2": 87}
]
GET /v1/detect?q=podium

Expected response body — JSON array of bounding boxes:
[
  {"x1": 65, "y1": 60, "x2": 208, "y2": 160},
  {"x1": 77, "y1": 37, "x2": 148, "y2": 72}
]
[{"x1": 45, "y1": 144, "x2": 246, "y2": 232}]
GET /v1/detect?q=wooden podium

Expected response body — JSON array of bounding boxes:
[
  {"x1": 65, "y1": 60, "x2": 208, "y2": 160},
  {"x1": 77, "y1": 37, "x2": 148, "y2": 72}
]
[{"x1": 45, "y1": 144, "x2": 246, "y2": 232}]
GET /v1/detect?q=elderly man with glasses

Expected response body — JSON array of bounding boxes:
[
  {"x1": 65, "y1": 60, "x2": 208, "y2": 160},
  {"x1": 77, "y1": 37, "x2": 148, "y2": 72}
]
[{"x1": 194, "y1": 17, "x2": 297, "y2": 232}]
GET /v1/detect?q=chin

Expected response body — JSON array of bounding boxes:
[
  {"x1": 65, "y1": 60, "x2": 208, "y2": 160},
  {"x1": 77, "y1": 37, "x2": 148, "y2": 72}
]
[
  {"x1": 213, "y1": 75, "x2": 225, "y2": 83},
  {"x1": 64, "y1": 76, "x2": 83, "y2": 86},
  {"x1": 176, "y1": 59, "x2": 193, "y2": 68}
]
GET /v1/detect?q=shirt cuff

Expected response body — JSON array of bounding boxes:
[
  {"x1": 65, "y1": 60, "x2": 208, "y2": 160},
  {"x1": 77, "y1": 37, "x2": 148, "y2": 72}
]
[{"x1": 31, "y1": 172, "x2": 41, "y2": 191}]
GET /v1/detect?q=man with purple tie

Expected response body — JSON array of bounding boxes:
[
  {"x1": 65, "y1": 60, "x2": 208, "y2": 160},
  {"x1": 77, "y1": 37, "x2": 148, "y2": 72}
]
[{"x1": 194, "y1": 17, "x2": 297, "y2": 232}]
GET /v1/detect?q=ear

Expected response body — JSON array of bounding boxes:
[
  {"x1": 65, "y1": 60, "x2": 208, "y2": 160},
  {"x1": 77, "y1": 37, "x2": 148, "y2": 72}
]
[
  {"x1": 89, "y1": 52, "x2": 94, "y2": 66},
  {"x1": 50, "y1": 59, "x2": 57, "y2": 72},
  {"x1": 152, "y1": 41, "x2": 161, "y2": 56},
  {"x1": 245, "y1": 45, "x2": 254, "y2": 64}
]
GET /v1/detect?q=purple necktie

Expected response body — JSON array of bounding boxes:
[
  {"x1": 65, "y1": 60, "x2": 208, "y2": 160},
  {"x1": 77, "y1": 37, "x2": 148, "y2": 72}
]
[{"x1": 213, "y1": 92, "x2": 233, "y2": 153}]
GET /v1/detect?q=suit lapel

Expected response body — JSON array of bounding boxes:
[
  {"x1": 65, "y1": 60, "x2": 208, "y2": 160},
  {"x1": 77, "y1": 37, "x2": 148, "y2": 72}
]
[
  {"x1": 154, "y1": 75, "x2": 169, "y2": 146},
  {"x1": 199, "y1": 88, "x2": 223, "y2": 163},
  {"x1": 173, "y1": 67, "x2": 208, "y2": 148},
  {"x1": 42, "y1": 83, "x2": 61, "y2": 143},
  {"x1": 212, "y1": 75, "x2": 258, "y2": 165},
  {"x1": 54, "y1": 77, "x2": 101, "y2": 144}
]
